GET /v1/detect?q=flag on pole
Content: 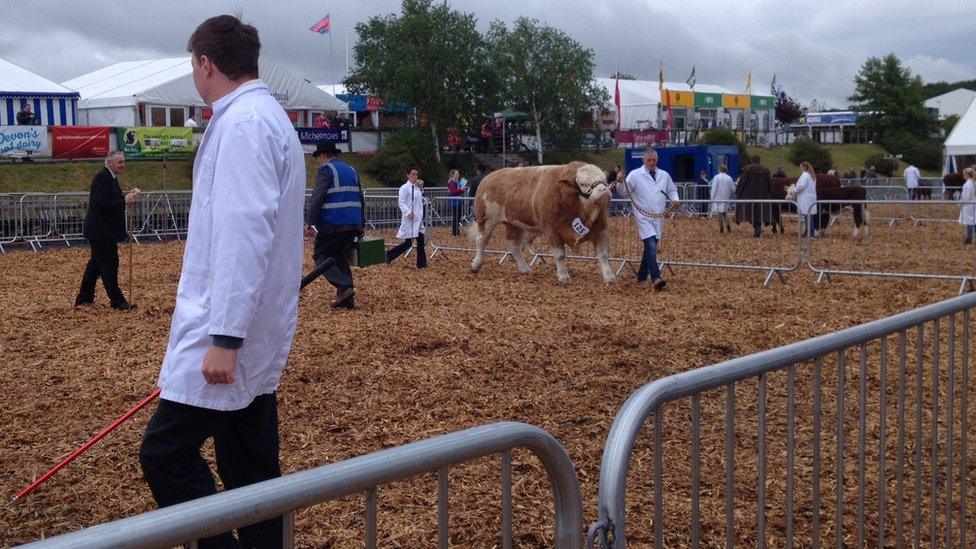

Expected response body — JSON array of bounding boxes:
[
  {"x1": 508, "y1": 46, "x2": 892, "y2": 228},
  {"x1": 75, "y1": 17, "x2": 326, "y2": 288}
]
[
  {"x1": 665, "y1": 88, "x2": 673, "y2": 131},
  {"x1": 745, "y1": 70, "x2": 752, "y2": 94},
  {"x1": 686, "y1": 66, "x2": 696, "y2": 90},
  {"x1": 658, "y1": 61, "x2": 665, "y2": 90},
  {"x1": 310, "y1": 14, "x2": 332, "y2": 34},
  {"x1": 614, "y1": 71, "x2": 621, "y2": 129},
  {"x1": 770, "y1": 74, "x2": 777, "y2": 96}
]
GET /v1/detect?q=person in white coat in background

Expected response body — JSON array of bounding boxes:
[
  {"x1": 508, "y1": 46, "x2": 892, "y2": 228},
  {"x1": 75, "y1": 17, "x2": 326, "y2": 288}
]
[
  {"x1": 709, "y1": 164, "x2": 736, "y2": 234},
  {"x1": 958, "y1": 167, "x2": 976, "y2": 244},
  {"x1": 618, "y1": 148, "x2": 681, "y2": 290},
  {"x1": 795, "y1": 161, "x2": 819, "y2": 237},
  {"x1": 904, "y1": 163, "x2": 921, "y2": 200},
  {"x1": 138, "y1": 15, "x2": 305, "y2": 548},
  {"x1": 386, "y1": 165, "x2": 428, "y2": 268}
]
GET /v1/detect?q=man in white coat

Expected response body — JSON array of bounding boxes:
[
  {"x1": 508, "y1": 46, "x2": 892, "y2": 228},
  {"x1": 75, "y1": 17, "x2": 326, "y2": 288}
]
[
  {"x1": 904, "y1": 163, "x2": 921, "y2": 200},
  {"x1": 709, "y1": 164, "x2": 736, "y2": 234},
  {"x1": 385, "y1": 165, "x2": 428, "y2": 268},
  {"x1": 138, "y1": 16, "x2": 305, "y2": 548},
  {"x1": 617, "y1": 148, "x2": 681, "y2": 290}
]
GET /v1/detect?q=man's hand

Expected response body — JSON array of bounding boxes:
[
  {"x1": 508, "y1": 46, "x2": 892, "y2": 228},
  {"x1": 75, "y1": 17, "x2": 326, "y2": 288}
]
[
  {"x1": 407, "y1": 212, "x2": 415, "y2": 221},
  {"x1": 304, "y1": 224, "x2": 316, "y2": 238},
  {"x1": 672, "y1": 200, "x2": 682, "y2": 210},
  {"x1": 125, "y1": 188, "x2": 141, "y2": 205},
  {"x1": 202, "y1": 345, "x2": 238, "y2": 384}
]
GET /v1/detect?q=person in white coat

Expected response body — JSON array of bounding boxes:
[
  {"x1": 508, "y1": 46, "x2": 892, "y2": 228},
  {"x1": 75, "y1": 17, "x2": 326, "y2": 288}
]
[
  {"x1": 138, "y1": 16, "x2": 305, "y2": 548},
  {"x1": 618, "y1": 148, "x2": 681, "y2": 290},
  {"x1": 904, "y1": 163, "x2": 921, "y2": 200},
  {"x1": 386, "y1": 165, "x2": 427, "y2": 268},
  {"x1": 795, "y1": 161, "x2": 819, "y2": 237},
  {"x1": 958, "y1": 167, "x2": 976, "y2": 244},
  {"x1": 709, "y1": 164, "x2": 736, "y2": 233}
]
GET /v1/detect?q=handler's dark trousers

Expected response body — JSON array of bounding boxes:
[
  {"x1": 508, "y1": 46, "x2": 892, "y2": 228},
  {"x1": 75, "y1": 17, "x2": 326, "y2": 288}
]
[
  {"x1": 139, "y1": 393, "x2": 282, "y2": 549},
  {"x1": 312, "y1": 230, "x2": 356, "y2": 291},
  {"x1": 76, "y1": 239, "x2": 127, "y2": 306},
  {"x1": 386, "y1": 232, "x2": 427, "y2": 268}
]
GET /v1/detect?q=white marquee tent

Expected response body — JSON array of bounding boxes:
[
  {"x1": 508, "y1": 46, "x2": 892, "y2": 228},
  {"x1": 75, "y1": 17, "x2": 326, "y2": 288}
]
[
  {"x1": 0, "y1": 57, "x2": 79, "y2": 125},
  {"x1": 943, "y1": 96, "x2": 976, "y2": 174},
  {"x1": 63, "y1": 57, "x2": 347, "y2": 126}
]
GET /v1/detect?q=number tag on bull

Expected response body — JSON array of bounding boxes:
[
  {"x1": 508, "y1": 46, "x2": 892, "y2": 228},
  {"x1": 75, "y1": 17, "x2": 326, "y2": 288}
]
[{"x1": 571, "y1": 217, "x2": 590, "y2": 238}]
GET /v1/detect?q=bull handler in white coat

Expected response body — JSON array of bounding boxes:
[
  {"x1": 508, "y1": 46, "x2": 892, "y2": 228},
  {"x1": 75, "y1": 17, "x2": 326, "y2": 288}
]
[
  {"x1": 618, "y1": 148, "x2": 681, "y2": 290},
  {"x1": 138, "y1": 16, "x2": 305, "y2": 548},
  {"x1": 709, "y1": 163, "x2": 736, "y2": 234},
  {"x1": 386, "y1": 165, "x2": 428, "y2": 268}
]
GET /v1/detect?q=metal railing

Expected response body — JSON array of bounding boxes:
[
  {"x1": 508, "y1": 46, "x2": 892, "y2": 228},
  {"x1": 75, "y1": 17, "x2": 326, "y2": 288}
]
[
  {"x1": 590, "y1": 291, "x2": 976, "y2": 547},
  {"x1": 23, "y1": 422, "x2": 583, "y2": 549},
  {"x1": 807, "y1": 200, "x2": 976, "y2": 292}
]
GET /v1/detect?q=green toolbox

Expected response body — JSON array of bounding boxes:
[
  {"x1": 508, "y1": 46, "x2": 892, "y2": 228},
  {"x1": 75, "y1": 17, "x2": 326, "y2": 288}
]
[{"x1": 351, "y1": 236, "x2": 386, "y2": 267}]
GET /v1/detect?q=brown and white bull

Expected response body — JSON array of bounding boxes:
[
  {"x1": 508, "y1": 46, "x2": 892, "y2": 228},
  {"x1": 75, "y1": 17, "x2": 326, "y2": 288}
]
[
  {"x1": 777, "y1": 176, "x2": 871, "y2": 237},
  {"x1": 470, "y1": 162, "x2": 615, "y2": 283}
]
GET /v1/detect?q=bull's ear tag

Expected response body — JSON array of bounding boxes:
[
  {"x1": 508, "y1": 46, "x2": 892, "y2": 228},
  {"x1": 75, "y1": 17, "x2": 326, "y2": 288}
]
[{"x1": 571, "y1": 217, "x2": 590, "y2": 237}]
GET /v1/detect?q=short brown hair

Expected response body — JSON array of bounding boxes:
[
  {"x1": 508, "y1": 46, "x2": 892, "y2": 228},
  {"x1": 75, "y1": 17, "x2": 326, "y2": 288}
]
[{"x1": 187, "y1": 15, "x2": 260, "y2": 80}]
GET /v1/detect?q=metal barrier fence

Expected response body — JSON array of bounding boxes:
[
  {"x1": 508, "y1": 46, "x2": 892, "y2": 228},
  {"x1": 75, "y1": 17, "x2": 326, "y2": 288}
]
[
  {"x1": 0, "y1": 192, "x2": 20, "y2": 252},
  {"x1": 590, "y1": 291, "x2": 976, "y2": 547},
  {"x1": 807, "y1": 200, "x2": 976, "y2": 292},
  {"x1": 23, "y1": 422, "x2": 583, "y2": 549},
  {"x1": 131, "y1": 191, "x2": 193, "y2": 242},
  {"x1": 427, "y1": 197, "x2": 802, "y2": 285}
]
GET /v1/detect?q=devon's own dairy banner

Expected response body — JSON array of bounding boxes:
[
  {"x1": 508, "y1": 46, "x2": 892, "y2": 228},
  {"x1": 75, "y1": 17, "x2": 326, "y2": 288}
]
[{"x1": 0, "y1": 126, "x2": 50, "y2": 157}]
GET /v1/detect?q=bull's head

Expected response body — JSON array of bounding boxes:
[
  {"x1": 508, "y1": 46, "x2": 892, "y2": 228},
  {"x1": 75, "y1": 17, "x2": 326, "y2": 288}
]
[
  {"x1": 785, "y1": 183, "x2": 797, "y2": 201},
  {"x1": 571, "y1": 163, "x2": 613, "y2": 203}
]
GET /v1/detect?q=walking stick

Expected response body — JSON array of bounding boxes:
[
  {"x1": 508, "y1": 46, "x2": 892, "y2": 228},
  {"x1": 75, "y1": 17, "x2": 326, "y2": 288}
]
[
  {"x1": 12, "y1": 260, "x2": 335, "y2": 505},
  {"x1": 10, "y1": 388, "x2": 161, "y2": 506},
  {"x1": 128, "y1": 201, "x2": 134, "y2": 303}
]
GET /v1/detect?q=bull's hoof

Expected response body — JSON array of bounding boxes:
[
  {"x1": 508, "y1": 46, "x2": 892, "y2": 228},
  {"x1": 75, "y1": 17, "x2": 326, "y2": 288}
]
[
  {"x1": 603, "y1": 274, "x2": 617, "y2": 284},
  {"x1": 557, "y1": 274, "x2": 571, "y2": 284},
  {"x1": 471, "y1": 260, "x2": 483, "y2": 273}
]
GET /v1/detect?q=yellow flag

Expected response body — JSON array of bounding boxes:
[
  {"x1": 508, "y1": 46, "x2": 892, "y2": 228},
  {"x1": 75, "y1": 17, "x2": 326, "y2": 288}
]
[
  {"x1": 745, "y1": 70, "x2": 752, "y2": 94},
  {"x1": 658, "y1": 61, "x2": 664, "y2": 90}
]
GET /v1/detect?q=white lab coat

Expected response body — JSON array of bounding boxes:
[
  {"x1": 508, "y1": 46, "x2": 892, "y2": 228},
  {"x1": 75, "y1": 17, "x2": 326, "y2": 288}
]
[
  {"x1": 959, "y1": 179, "x2": 976, "y2": 225},
  {"x1": 794, "y1": 171, "x2": 818, "y2": 216},
  {"x1": 396, "y1": 180, "x2": 425, "y2": 239},
  {"x1": 157, "y1": 81, "x2": 306, "y2": 411},
  {"x1": 709, "y1": 172, "x2": 736, "y2": 213},
  {"x1": 619, "y1": 166, "x2": 680, "y2": 240},
  {"x1": 904, "y1": 165, "x2": 920, "y2": 189}
]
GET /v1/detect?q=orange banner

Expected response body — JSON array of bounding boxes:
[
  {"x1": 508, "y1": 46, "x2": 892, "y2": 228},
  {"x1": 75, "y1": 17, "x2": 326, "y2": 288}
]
[
  {"x1": 661, "y1": 89, "x2": 694, "y2": 108},
  {"x1": 723, "y1": 94, "x2": 750, "y2": 109}
]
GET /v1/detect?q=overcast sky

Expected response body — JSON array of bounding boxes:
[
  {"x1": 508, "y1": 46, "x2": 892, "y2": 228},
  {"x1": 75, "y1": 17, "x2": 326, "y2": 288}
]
[{"x1": 3, "y1": 0, "x2": 973, "y2": 108}]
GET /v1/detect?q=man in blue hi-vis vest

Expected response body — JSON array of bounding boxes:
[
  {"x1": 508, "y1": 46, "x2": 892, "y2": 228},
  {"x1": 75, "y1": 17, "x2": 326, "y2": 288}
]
[{"x1": 305, "y1": 141, "x2": 365, "y2": 309}]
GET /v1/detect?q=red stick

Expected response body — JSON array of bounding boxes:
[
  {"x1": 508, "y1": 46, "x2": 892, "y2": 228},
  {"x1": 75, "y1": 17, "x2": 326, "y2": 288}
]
[{"x1": 11, "y1": 387, "x2": 161, "y2": 505}]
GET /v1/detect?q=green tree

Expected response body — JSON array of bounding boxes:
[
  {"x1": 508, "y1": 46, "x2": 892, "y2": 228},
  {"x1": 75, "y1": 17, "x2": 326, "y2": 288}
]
[
  {"x1": 941, "y1": 114, "x2": 961, "y2": 138},
  {"x1": 848, "y1": 54, "x2": 938, "y2": 141},
  {"x1": 486, "y1": 18, "x2": 607, "y2": 164},
  {"x1": 696, "y1": 127, "x2": 748, "y2": 164},
  {"x1": 345, "y1": 0, "x2": 497, "y2": 161},
  {"x1": 788, "y1": 137, "x2": 833, "y2": 173}
]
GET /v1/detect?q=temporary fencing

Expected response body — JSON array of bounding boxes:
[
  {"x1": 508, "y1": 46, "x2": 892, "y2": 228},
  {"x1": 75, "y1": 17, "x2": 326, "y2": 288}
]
[
  {"x1": 589, "y1": 291, "x2": 976, "y2": 547},
  {"x1": 807, "y1": 199, "x2": 976, "y2": 292},
  {"x1": 24, "y1": 422, "x2": 584, "y2": 549},
  {"x1": 131, "y1": 191, "x2": 192, "y2": 242}
]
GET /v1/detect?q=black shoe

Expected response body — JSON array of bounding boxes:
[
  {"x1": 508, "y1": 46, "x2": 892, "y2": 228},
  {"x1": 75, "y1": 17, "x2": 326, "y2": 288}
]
[
  {"x1": 966, "y1": 238, "x2": 972, "y2": 245},
  {"x1": 330, "y1": 287, "x2": 355, "y2": 308},
  {"x1": 74, "y1": 297, "x2": 94, "y2": 307},
  {"x1": 112, "y1": 302, "x2": 136, "y2": 310},
  {"x1": 753, "y1": 227, "x2": 762, "y2": 238},
  {"x1": 653, "y1": 278, "x2": 667, "y2": 291}
]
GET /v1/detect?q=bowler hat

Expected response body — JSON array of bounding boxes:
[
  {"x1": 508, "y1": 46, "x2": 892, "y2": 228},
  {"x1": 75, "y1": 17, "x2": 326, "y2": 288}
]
[{"x1": 312, "y1": 142, "x2": 341, "y2": 157}]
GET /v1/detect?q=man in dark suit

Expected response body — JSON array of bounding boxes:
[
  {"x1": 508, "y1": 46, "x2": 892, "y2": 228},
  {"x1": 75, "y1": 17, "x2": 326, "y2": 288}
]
[
  {"x1": 75, "y1": 151, "x2": 140, "y2": 309},
  {"x1": 734, "y1": 155, "x2": 780, "y2": 237}
]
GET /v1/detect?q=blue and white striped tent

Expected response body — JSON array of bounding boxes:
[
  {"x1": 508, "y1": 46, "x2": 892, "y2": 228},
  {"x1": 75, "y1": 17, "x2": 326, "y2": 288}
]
[{"x1": 0, "y1": 57, "x2": 79, "y2": 125}]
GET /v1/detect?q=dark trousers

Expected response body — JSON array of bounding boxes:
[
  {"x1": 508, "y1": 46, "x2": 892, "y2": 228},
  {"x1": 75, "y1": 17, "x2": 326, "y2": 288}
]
[
  {"x1": 312, "y1": 230, "x2": 356, "y2": 291},
  {"x1": 451, "y1": 202, "x2": 462, "y2": 236},
  {"x1": 637, "y1": 236, "x2": 660, "y2": 282},
  {"x1": 77, "y1": 239, "x2": 127, "y2": 305},
  {"x1": 386, "y1": 232, "x2": 427, "y2": 267},
  {"x1": 139, "y1": 393, "x2": 282, "y2": 549}
]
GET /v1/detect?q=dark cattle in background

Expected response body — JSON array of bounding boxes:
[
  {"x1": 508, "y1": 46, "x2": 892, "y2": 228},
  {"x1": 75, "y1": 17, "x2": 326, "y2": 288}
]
[
  {"x1": 772, "y1": 175, "x2": 870, "y2": 236},
  {"x1": 944, "y1": 173, "x2": 966, "y2": 200}
]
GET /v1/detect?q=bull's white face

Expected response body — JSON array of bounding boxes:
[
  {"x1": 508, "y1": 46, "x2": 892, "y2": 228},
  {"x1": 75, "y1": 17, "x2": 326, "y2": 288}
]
[
  {"x1": 785, "y1": 183, "x2": 797, "y2": 201},
  {"x1": 576, "y1": 164, "x2": 612, "y2": 202}
]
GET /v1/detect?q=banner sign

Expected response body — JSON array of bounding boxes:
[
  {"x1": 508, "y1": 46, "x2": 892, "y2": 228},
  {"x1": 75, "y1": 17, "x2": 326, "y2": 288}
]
[
  {"x1": 116, "y1": 127, "x2": 194, "y2": 158},
  {"x1": 295, "y1": 127, "x2": 348, "y2": 144},
  {"x1": 722, "y1": 93, "x2": 750, "y2": 109},
  {"x1": 616, "y1": 130, "x2": 669, "y2": 147},
  {"x1": 750, "y1": 95, "x2": 775, "y2": 109},
  {"x1": 52, "y1": 126, "x2": 110, "y2": 159},
  {"x1": 661, "y1": 89, "x2": 694, "y2": 108},
  {"x1": 0, "y1": 125, "x2": 50, "y2": 158},
  {"x1": 694, "y1": 92, "x2": 722, "y2": 108}
]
